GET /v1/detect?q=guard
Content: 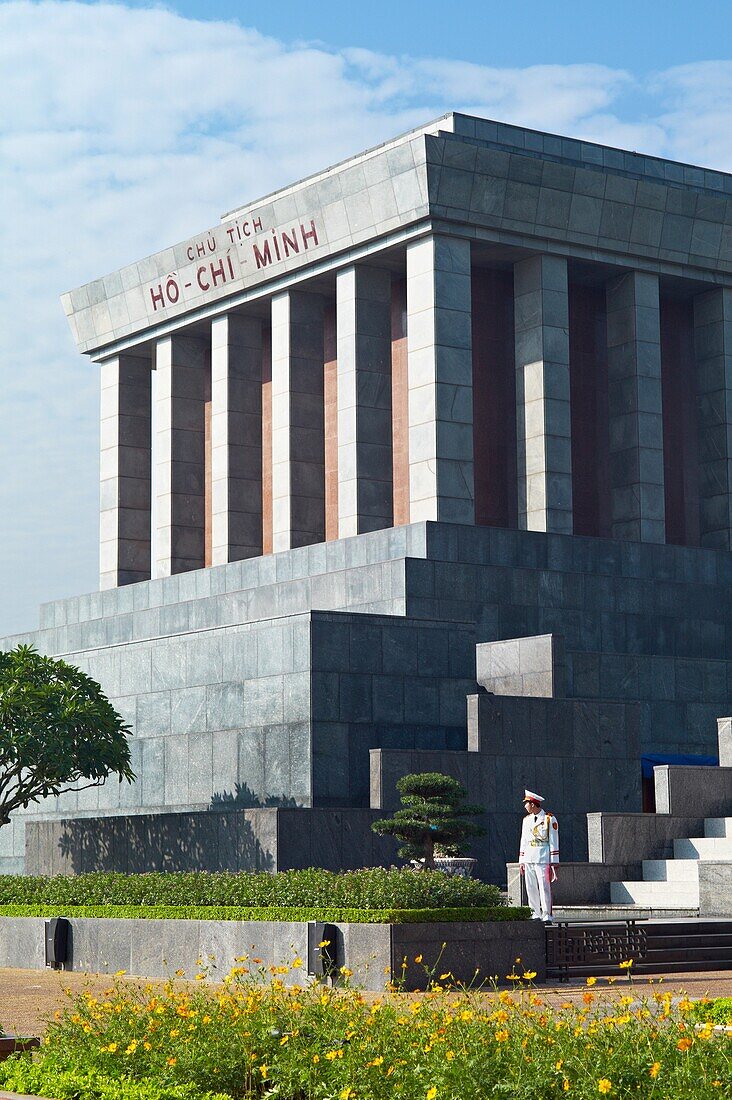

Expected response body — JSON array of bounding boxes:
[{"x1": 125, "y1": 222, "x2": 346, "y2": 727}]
[{"x1": 519, "y1": 789, "x2": 559, "y2": 923}]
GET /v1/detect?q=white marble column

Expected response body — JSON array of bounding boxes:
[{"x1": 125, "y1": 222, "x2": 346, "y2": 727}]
[
  {"x1": 406, "y1": 235, "x2": 474, "y2": 524},
  {"x1": 694, "y1": 288, "x2": 732, "y2": 549},
  {"x1": 155, "y1": 333, "x2": 210, "y2": 576},
  {"x1": 606, "y1": 270, "x2": 665, "y2": 543},
  {"x1": 99, "y1": 354, "x2": 152, "y2": 589},
  {"x1": 336, "y1": 265, "x2": 393, "y2": 538},
  {"x1": 271, "y1": 290, "x2": 325, "y2": 551},
  {"x1": 514, "y1": 254, "x2": 573, "y2": 534},
  {"x1": 210, "y1": 314, "x2": 263, "y2": 564}
]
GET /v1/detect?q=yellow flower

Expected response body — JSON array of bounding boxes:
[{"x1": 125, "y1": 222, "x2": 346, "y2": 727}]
[
  {"x1": 426, "y1": 1088, "x2": 437, "y2": 1100},
  {"x1": 114, "y1": 969, "x2": 127, "y2": 977},
  {"x1": 598, "y1": 1080, "x2": 612, "y2": 1095},
  {"x1": 368, "y1": 1056, "x2": 384, "y2": 1067},
  {"x1": 102, "y1": 1043, "x2": 118, "y2": 1053},
  {"x1": 494, "y1": 1029, "x2": 509, "y2": 1042},
  {"x1": 649, "y1": 1062, "x2": 661, "y2": 1078},
  {"x1": 618, "y1": 959, "x2": 633, "y2": 970},
  {"x1": 585, "y1": 975, "x2": 597, "y2": 986},
  {"x1": 292, "y1": 957, "x2": 303, "y2": 969},
  {"x1": 312, "y1": 1054, "x2": 320, "y2": 1064},
  {"x1": 522, "y1": 970, "x2": 537, "y2": 980},
  {"x1": 678, "y1": 997, "x2": 693, "y2": 1012},
  {"x1": 167, "y1": 1057, "x2": 177, "y2": 1066},
  {"x1": 676, "y1": 1037, "x2": 692, "y2": 1052},
  {"x1": 445, "y1": 1051, "x2": 455, "y2": 1062},
  {"x1": 340, "y1": 1089, "x2": 355, "y2": 1100},
  {"x1": 326, "y1": 1050, "x2": 339, "y2": 1061},
  {"x1": 415, "y1": 954, "x2": 423, "y2": 963},
  {"x1": 259, "y1": 1064, "x2": 268, "y2": 1079},
  {"x1": 124, "y1": 1040, "x2": 138, "y2": 1055},
  {"x1": 555, "y1": 1060, "x2": 563, "y2": 1071},
  {"x1": 280, "y1": 1035, "x2": 289, "y2": 1045},
  {"x1": 318, "y1": 939, "x2": 331, "y2": 948}
]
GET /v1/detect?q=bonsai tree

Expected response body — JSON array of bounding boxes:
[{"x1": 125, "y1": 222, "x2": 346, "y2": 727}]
[
  {"x1": 372, "y1": 772, "x2": 485, "y2": 869},
  {"x1": 0, "y1": 645, "x2": 134, "y2": 825}
]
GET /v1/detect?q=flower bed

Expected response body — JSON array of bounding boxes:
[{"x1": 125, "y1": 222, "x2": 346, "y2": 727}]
[
  {"x1": 0, "y1": 869, "x2": 500, "y2": 910},
  {"x1": 1, "y1": 968, "x2": 730, "y2": 1099}
]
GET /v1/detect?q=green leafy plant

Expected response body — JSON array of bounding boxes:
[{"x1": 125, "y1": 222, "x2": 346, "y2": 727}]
[
  {"x1": 0, "y1": 903, "x2": 525, "y2": 923},
  {"x1": 372, "y1": 772, "x2": 485, "y2": 868},
  {"x1": 689, "y1": 997, "x2": 732, "y2": 1026},
  {"x1": 0, "y1": 867, "x2": 500, "y2": 909},
  {"x1": 0, "y1": 646, "x2": 134, "y2": 824}
]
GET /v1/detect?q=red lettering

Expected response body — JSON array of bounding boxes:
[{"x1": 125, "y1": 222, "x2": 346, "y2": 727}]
[
  {"x1": 150, "y1": 283, "x2": 165, "y2": 311},
  {"x1": 196, "y1": 241, "x2": 206, "y2": 258},
  {"x1": 165, "y1": 276, "x2": 180, "y2": 304},
  {"x1": 252, "y1": 216, "x2": 263, "y2": 232},
  {"x1": 186, "y1": 246, "x2": 195, "y2": 262},
  {"x1": 271, "y1": 230, "x2": 281, "y2": 262},
  {"x1": 210, "y1": 258, "x2": 226, "y2": 286},
  {"x1": 253, "y1": 240, "x2": 272, "y2": 269},
  {"x1": 242, "y1": 220, "x2": 251, "y2": 237},
  {"x1": 196, "y1": 266, "x2": 210, "y2": 291},
  {"x1": 226, "y1": 227, "x2": 236, "y2": 243},
  {"x1": 207, "y1": 235, "x2": 216, "y2": 253},
  {"x1": 301, "y1": 220, "x2": 319, "y2": 248},
  {"x1": 226, "y1": 253, "x2": 235, "y2": 279},
  {"x1": 282, "y1": 229, "x2": 299, "y2": 257}
]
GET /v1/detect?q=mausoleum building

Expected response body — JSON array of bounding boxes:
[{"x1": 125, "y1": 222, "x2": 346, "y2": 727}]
[{"x1": 3, "y1": 113, "x2": 732, "y2": 882}]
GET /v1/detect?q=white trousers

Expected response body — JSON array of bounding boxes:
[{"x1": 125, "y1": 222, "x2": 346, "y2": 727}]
[{"x1": 524, "y1": 863, "x2": 553, "y2": 920}]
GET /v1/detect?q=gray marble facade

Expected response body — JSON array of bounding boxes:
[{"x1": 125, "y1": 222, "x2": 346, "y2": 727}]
[{"x1": 6, "y1": 113, "x2": 732, "y2": 879}]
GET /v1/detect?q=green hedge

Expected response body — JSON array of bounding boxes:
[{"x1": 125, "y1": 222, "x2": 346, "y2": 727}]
[
  {"x1": 0, "y1": 1062, "x2": 230, "y2": 1100},
  {"x1": 689, "y1": 997, "x2": 732, "y2": 1025},
  {"x1": 0, "y1": 868, "x2": 501, "y2": 909},
  {"x1": 0, "y1": 903, "x2": 528, "y2": 924}
]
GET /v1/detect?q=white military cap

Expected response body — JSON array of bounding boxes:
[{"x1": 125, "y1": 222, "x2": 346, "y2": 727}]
[{"x1": 523, "y1": 789, "x2": 544, "y2": 804}]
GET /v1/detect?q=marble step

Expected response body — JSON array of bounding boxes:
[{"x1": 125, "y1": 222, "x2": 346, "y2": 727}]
[
  {"x1": 642, "y1": 858, "x2": 699, "y2": 881},
  {"x1": 674, "y1": 836, "x2": 732, "y2": 859},
  {"x1": 552, "y1": 905, "x2": 699, "y2": 921},
  {"x1": 705, "y1": 818, "x2": 732, "y2": 838},
  {"x1": 610, "y1": 879, "x2": 700, "y2": 906}
]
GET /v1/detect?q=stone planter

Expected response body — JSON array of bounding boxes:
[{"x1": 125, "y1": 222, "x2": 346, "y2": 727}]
[
  {"x1": 434, "y1": 857, "x2": 477, "y2": 878},
  {"x1": 0, "y1": 1035, "x2": 40, "y2": 1061}
]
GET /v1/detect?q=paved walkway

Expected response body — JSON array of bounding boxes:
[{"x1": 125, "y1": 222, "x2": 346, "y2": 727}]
[{"x1": 1, "y1": 967, "x2": 732, "y2": 1037}]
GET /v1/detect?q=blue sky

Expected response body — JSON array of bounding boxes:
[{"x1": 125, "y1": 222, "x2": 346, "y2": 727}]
[
  {"x1": 1, "y1": 0, "x2": 732, "y2": 636},
  {"x1": 102, "y1": 0, "x2": 732, "y2": 70}
]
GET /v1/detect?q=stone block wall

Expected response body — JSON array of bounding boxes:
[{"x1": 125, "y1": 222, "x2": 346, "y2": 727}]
[{"x1": 3, "y1": 521, "x2": 732, "y2": 875}]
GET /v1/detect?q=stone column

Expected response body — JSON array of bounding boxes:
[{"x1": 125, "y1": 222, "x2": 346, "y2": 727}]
[
  {"x1": 406, "y1": 235, "x2": 474, "y2": 524},
  {"x1": 271, "y1": 290, "x2": 325, "y2": 551},
  {"x1": 606, "y1": 271, "x2": 665, "y2": 543},
  {"x1": 99, "y1": 354, "x2": 152, "y2": 589},
  {"x1": 336, "y1": 265, "x2": 393, "y2": 537},
  {"x1": 514, "y1": 254, "x2": 572, "y2": 534},
  {"x1": 694, "y1": 288, "x2": 732, "y2": 549},
  {"x1": 210, "y1": 314, "x2": 263, "y2": 564},
  {"x1": 155, "y1": 333, "x2": 210, "y2": 576}
]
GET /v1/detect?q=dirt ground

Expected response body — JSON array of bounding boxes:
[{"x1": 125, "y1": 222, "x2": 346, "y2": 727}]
[{"x1": 1, "y1": 967, "x2": 732, "y2": 1038}]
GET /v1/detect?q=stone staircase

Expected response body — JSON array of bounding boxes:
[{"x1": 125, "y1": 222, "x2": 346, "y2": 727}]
[{"x1": 610, "y1": 817, "x2": 732, "y2": 910}]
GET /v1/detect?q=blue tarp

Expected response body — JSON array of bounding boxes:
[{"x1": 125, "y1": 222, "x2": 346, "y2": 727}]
[{"x1": 641, "y1": 753, "x2": 719, "y2": 779}]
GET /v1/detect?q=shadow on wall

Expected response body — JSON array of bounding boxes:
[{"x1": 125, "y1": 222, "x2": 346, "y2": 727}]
[
  {"x1": 210, "y1": 784, "x2": 299, "y2": 809},
  {"x1": 52, "y1": 809, "x2": 275, "y2": 875}
]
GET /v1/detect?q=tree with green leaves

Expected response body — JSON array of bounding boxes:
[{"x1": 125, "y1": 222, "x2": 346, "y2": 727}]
[
  {"x1": 0, "y1": 645, "x2": 134, "y2": 826},
  {"x1": 372, "y1": 772, "x2": 485, "y2": 869}
]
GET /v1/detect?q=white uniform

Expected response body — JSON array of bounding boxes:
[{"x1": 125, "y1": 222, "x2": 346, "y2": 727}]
[{"x1": 519, "y1": 808, "x2": 559, "y2": 920}]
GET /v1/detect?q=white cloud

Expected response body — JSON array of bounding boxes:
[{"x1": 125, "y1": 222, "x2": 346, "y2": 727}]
[{"x1": 0, "y1": 1, "x2": 731, "y2": 636}]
